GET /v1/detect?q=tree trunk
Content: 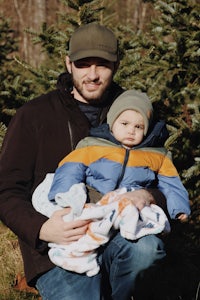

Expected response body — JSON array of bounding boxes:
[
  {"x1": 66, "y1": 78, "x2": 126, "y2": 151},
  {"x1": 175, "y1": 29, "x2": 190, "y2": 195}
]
[{"x1": 13, "y1": 0, "x2": 47, "y2": 66}]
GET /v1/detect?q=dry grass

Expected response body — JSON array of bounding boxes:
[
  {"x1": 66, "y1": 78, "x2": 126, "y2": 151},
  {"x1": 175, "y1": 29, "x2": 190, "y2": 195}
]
[{"x1": 0, "y1": 223, "x2": 40, "y2": 300}]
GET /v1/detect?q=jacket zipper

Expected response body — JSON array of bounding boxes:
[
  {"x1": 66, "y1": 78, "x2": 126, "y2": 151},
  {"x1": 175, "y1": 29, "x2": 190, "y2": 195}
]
[
  {"x1": 67, "y1": 120, "x2": 75, "y2": 151},
  {"x1": 115, "y1": 148, "x2": 130, "y2": 189}
]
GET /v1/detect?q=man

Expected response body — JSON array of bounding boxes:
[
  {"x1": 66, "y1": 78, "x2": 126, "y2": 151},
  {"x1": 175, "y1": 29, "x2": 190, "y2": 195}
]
[{"x1": 0, "y1": 23, "x2": 168, "y2": 299}]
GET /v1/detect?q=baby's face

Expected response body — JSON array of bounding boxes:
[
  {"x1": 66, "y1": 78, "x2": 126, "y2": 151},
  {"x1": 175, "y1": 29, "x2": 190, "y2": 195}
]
[{"x1": 111, "y1": 110, "x2": 145, "y2": 149}]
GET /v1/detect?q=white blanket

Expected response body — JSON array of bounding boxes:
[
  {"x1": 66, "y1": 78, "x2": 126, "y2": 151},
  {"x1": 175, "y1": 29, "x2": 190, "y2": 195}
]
[{"x1": 32, "y1": 173, "x2": 170, "y2": 276}]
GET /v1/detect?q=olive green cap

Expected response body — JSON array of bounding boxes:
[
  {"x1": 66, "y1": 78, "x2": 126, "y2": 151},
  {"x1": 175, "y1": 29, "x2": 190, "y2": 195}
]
[{"x1": 68, "y1": 23, "x2": 118, "y2": 62}]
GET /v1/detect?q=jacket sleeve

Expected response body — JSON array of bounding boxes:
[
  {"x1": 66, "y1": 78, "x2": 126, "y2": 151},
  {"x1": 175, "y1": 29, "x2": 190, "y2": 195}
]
[
  {"x1": 157, "y1": 154, "x2": 191, "y2": 219},
  {"x1": 0, "y1": 108, "x2": 48, "y2": 251},
  {"x1": 48, "y1": 148, "x2": 88, "y2": 200}
]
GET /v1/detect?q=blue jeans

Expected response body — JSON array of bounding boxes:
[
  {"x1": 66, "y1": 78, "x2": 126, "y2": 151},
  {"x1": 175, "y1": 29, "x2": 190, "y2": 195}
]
[{"x1": 36, "y1": 233, "x2": 165, "y2": 300}]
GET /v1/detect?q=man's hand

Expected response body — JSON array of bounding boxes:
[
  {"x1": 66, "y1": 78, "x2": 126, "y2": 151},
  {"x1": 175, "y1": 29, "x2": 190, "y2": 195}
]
[
  {"x1": 115, "y1": 189, "x2": 155, "y2": 211},
  {"x1": 39, "y1": 208, "x2": 90, "y2": 245}
]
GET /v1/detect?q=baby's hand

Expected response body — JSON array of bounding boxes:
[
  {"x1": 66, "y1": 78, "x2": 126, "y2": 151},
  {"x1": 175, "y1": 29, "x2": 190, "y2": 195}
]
[{"x1": 176, "y1": 213, "x2": 188, "y2": 222}]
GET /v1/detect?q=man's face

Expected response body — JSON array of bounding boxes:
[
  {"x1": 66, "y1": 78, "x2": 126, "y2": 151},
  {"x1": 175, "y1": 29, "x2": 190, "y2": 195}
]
[{"x1": 66, "y1": 56, "x2": 116, "y2": 104}]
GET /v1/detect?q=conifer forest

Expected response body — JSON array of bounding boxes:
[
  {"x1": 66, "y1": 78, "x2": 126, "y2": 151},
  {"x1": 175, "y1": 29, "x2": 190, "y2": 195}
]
[{"x1": 0, "y1": 0, "x2": 200, "y2": 299}]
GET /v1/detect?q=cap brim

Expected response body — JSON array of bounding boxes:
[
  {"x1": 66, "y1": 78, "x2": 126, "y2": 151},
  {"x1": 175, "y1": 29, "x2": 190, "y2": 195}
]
[{"x1": 69, "y1": 49, "x2": 117, "y2": 62}]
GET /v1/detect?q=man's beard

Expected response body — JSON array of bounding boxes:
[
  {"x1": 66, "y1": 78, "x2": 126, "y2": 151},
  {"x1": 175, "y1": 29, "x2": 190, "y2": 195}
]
[{"x1": 72, "y1": 76, "x2": 112, "y2": 105}]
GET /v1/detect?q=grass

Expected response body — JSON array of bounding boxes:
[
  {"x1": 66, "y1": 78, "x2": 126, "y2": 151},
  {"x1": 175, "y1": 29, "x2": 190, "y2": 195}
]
[{"x1": 0, "y1": 223, "x2": 40, "y2": 300}]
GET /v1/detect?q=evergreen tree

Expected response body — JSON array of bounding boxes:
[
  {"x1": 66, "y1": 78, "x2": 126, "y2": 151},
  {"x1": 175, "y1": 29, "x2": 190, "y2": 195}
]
[
  {"x1": 116, "y1": 0, "x2": 200, "y2": 202},
  {"x1": 0, "y1": 15, "x2": 18, "y2": 125},
  {"x1": 0, "y1": 0, "x2": 105, "y2": 131},
  {"x1": 10, "y1": 0, "x2": 105, "y2": 94},
  {"x1": 116, "y1": 3, "x2": 200, "y2": 297},
  {"x1": 0, "y1": 16, "x2": 37, "y2": 127},
  {"x1": 1, "y1": 0, "x2": 199, "y2": 202},
  {"x1": 0, "y1": 1, "x2": 200, "y2": 298}
]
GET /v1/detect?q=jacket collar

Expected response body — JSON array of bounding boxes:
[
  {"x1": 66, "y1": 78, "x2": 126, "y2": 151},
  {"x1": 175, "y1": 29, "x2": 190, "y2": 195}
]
[{"x1": 90, "y1": 120, "x2": 169, "y2": 148}]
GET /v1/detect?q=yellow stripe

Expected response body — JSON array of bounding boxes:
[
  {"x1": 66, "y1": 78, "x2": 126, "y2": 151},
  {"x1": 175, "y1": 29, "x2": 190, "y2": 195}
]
[
  {"x1": 159, "y1": 156, "x2": 179, "y2": 176},
  {"x1": 128, "y1": 150, "x2": 178, "y2": 176},
  {"x1": 59, "y1": 146, "x2": 126, "y2": 166},
  {"x1": 59, "y1": 146, "x2": 178, "y2": 177}
]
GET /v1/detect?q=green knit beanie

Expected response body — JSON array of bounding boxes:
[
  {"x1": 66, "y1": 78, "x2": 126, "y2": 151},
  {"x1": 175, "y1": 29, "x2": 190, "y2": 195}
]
[{"x1": 107, "y1": 89, "x2": 153, "y2": 135}]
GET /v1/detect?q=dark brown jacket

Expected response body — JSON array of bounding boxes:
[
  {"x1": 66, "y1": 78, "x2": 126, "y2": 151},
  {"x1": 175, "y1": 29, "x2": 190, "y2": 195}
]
[{"x1": 0, "y1": 72, "x2": 123, "y2": 286}]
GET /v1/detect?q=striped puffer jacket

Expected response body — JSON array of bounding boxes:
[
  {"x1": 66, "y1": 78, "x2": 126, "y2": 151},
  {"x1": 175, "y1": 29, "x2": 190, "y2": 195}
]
[{"x1": 48, "y1": 128, "x2": 190, "y2": 219}]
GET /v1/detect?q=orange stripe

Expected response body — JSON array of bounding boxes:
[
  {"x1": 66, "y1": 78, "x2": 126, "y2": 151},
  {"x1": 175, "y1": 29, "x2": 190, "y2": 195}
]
[
  {"x1": 128, "y1": 150, "x2": 164, "y2": 169},
  {"x1": 118, "y1": 198, "x2": 131, "y2": 214},
  {"x1": 59, "y1": 146, "x2": 126, "y2": 166},
  {"x1": 128, "y1": 150, "x2": 178, "y2": 176},
  {"x1": 159, "y1": 156, "x2": 179, "y2": 176},
  {"x1": 59, "y1": 146, "x2": 178, "y2": 176},
  {"x1": 87, "y1": 226, "x2": 104, "y2": 243},
  {"x1": 58, "y1": 148, "x2": 90, "y2": 166}
]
